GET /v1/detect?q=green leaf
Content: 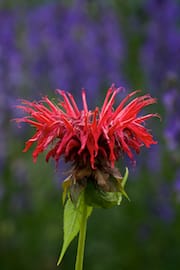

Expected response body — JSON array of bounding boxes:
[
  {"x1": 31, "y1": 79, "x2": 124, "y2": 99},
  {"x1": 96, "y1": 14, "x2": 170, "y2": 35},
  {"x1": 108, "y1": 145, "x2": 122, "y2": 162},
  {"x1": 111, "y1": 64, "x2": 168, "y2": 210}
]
[
  {"x1": 122, "y1": 167, "x2": 129, "y2": 188},
  {"x1": 118, "y1": 167, "x2": 130, "y2": 201},
  {"x1": 57, "y1": 192, "x2": 92, "y2": 266},
  {"x1": 62, "y1": 175, "x2": 72, "y2": 204}
]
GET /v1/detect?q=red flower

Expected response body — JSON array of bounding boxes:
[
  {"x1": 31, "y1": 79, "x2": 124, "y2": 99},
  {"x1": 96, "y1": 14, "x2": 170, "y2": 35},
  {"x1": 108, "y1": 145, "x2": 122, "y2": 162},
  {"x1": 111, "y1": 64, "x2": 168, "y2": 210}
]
[{"x1": 16, "y1": 85, "x2": 159, "y2": 170}]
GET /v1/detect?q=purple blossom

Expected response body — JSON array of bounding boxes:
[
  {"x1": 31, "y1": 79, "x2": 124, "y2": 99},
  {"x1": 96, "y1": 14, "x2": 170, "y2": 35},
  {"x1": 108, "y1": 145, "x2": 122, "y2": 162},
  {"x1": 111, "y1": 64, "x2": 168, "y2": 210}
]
[
  {"x1": 0, "y1": 2, "x2": 125, "y2": 107},
  {"x1": 141, "y1": 0, "x2": 180, "y2": 92},
  {"x1": 163, "y1": 88, "x2": 180, "y2": 113},
  {"x1": 140, "y1": 0, "x2": 180, "y2": 161},
  {"x1": 163, "y1": 87, "x2": 180, "y2": 155},
  {"x1": 0, "y1": 10, "x2": 23, "y2": 96},
  {"x1": 25, "y1": 1, "x2": 125, "y2": 105},
  {"x1": 164, "y1": 116, "x2": 180, "y2": 151}
]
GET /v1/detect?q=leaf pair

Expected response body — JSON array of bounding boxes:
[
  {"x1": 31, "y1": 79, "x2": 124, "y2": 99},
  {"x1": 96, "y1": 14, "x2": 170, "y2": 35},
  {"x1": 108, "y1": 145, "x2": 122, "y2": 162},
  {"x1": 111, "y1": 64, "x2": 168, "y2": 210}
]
[{"x1": 57, "y1": 192, "x2": 92, "y2": 266}]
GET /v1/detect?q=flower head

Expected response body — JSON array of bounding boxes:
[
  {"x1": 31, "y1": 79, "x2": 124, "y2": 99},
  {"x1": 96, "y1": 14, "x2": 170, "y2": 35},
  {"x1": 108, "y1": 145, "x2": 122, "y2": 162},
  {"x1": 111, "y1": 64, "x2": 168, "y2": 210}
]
[
  {"x1": 16, "y1": 85, "x2": 159, "y2": 206},
  {"x1": 16, "y1": 85, "x2": 158, "y2": 170}
]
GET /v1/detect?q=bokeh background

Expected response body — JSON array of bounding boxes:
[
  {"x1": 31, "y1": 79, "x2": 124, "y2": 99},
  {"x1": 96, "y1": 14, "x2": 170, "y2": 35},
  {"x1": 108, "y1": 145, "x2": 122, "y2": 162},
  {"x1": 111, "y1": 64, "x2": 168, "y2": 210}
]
[{"x1": 1, "y1": 0, "x2": 180, "y2": 269}]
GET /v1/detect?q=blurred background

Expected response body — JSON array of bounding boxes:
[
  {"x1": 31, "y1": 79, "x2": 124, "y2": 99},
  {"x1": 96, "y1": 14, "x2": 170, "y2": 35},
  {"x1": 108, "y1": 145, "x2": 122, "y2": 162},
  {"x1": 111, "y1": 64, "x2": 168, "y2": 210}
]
[{"x1": 1, "y1": 0, "x2": 180, "y2": 269}]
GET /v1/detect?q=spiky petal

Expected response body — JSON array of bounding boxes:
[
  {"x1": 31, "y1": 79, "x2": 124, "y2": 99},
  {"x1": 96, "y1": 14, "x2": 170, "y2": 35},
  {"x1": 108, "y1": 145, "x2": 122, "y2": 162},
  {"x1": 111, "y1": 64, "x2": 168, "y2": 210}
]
[{"x1": 15, "y1": 85, "x2": 159, "y2": 169}]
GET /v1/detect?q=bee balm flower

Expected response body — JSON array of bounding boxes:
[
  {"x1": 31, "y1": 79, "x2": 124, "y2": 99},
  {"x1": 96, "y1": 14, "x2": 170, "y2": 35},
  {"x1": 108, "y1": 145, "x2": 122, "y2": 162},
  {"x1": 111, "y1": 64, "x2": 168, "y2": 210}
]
[{"x1": 16, "y1": 85, "x2": 159, "y2": 206}]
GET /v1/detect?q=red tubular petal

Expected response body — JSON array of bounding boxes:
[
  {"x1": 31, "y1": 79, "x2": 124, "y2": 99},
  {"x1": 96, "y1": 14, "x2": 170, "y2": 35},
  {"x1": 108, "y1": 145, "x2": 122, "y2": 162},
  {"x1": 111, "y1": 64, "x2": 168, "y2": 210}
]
[
  {"x1": 135, "y1": 113, "x2": 160, "y2": 123},
  {"x1": 57, "y1": 89, "x2": 77, "y2": 118},
  {"x1": 112, "y1": 90, "x2": 141, "y2": 121},
  {"x1": 81, "y1": 89, "x2": 88, "y2": 113},
  {"x1": 100, "y1": 84, "x2": 114, "y2": 115},
  {"x1": 99, "y1": 86, "x2": 119, "y2": 126},
  {"x1": 113, "y1": 95, "x2": 157, "y2": 123},
  {"x1": 65, "y1": 138, "x2": 80, "y2": 157},
  {"x1": 67, "y1": 92, "x2": 80, "y2": 117},
  {"x1": 42, "y1": 96, "x2": 60, "y2": 114}
]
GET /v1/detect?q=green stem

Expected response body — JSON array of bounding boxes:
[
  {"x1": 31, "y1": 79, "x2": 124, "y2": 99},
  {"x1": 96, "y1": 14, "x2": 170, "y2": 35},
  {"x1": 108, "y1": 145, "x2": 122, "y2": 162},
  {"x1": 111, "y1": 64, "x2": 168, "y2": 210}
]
[{"x1": 75, "y1": 202, "x2": 88, "y2": 270}]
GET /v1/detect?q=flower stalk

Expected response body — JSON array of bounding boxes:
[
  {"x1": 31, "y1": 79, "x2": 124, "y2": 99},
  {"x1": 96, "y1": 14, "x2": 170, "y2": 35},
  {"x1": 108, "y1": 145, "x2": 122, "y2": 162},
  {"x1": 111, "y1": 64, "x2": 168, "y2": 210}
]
[{"x1": 75, "y1": 201, "x2": 88, "y2": 270}]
